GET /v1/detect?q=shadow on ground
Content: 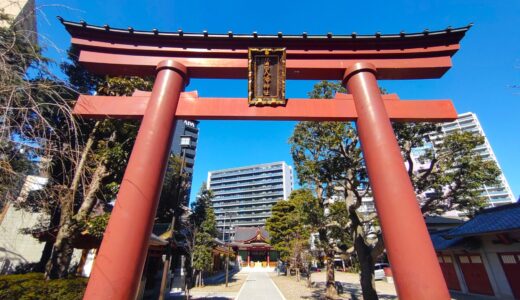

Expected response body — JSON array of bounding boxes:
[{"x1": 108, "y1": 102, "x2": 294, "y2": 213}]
[
  {"x1": 300, "y1": 282, "x2": 398, "y2": 300},
  {"x1": 203, "y1": 269, "x2": 240, "y2": 285}
]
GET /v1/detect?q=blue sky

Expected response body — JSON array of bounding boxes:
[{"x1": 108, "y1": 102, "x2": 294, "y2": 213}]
[{"x1": 36, "y1": 0, "x2": 520, "y2": 204}]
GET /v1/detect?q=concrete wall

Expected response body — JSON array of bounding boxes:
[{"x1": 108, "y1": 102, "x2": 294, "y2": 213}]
[
  {"x1": 0, "y1": 203, "x2": 83, "y2": 274},
  {"x1": 0, "y1": 203, "x2": 46, "y2": 273}
]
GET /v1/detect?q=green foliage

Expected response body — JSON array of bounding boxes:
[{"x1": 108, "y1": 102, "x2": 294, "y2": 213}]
[
  {"x1": 308, "y1": 81, "x2": 346, "y2": 99},
  {"x1": 85, "y1": 213, "x2": 110, "y2": 238},
  {"x1": 413, "y1": 131, "x2": 501, "y2": 215},
  {"x1": 0, "y1": 273, "x2": 87, "y2": 300},
  {"x1": 192, "y1": 183, "x2": 218, "y2": 272},
  {"x1": 191, "y1": 183, "x2": 214, "y2": 229},
  {"x1": 192, "y1": 230, "x2": 214, "y2": 272},
  {"x1": 266, "y1": 189, "x2": 313, "y2": 262}
]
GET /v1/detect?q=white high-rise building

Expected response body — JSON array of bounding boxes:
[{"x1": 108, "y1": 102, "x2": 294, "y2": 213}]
[
  {"x1": 207, "y1": 162, "x2": 293, "y2": 241},
  {"x1": 428, "y1": 112, "x2": 515, "y2": 207}
]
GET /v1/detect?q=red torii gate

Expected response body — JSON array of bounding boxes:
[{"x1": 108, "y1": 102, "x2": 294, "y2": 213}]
[{"x1": 60, "y1": 18, "x2": 471, "y2": 300}]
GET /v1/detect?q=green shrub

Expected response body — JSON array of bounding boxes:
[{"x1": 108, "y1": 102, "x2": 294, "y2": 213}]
[{"x1": 0, "y1": 273, "x2": 87, "y2": 300}]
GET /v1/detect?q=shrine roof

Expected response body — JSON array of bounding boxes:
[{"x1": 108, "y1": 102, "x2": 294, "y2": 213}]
[
  {"x1": 233, "y1": 226, "x2": 270, "y2": 242},
  {"x1": 59, "y1": 17, "x2": 471, "y2": 51}
]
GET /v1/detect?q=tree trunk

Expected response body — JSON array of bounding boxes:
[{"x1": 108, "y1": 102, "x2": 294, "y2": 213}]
[
  {"x1": 34, "y1": 240, "x2": 54, "y2": 272},
  {"x1": 35, "y1": 210, "x2": 60, "y2": 272},
  {"x1": 325, "y1": 250, "x2": 337, "y2": 299},
  {"x1": 44, "y1": 159, "x2": 108, "y2": 279},
  {"x1": 355, "y1": 235, "x2": 379, "y2": 300},
  {"x1": 45, "y1": 188, "x2": 78, "y2": 279},
  {"x1": 44, "y1": 124, "x2": 102, "y2": 279}
]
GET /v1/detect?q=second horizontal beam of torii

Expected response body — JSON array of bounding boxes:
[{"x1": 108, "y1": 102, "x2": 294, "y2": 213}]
[{"x1": 73, "y1": 91, "x2": 456, "y2": 122}]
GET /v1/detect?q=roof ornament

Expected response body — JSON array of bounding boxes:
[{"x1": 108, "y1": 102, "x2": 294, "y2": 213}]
[
  {"x1": 327, "y1": 32, "x2": 333, "y2": 39},
  {"x1": 103, "y1": 24, "x2": 110, "y2": 31},
  {"x1": 178, "y1": 29, "x2": 183, "y2": 37},
  {"x1": 400, "y1": 31, "x2": 406, "y2": 38},
  {"x1": 252, "y1": 31, "x2": 258, "y2": 38},
  {"x1": 302, "y1": 32, "x2": 308, "y2": 38},
  {"x1": 152, "y1": 28, "x2": 159, "y2": 35},
  {"x1": 128, "y1": 27, "x2": 134, "y2": 34},
  {"x1": 80, "y1": 20, "x2": 87, "y2": 27},
  {"x1": 351, "y1": 32, "x2": 357, "y2": 38}
]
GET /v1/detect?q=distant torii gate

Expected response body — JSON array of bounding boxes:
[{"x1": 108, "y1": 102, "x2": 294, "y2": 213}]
[{"x1": 60, "y1": 18, "x2": 471, "y2": 300}]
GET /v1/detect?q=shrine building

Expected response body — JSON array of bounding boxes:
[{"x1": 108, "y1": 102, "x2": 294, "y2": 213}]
[{"x1": 231, "y1": 227, "x2": 278, "y2": 269}]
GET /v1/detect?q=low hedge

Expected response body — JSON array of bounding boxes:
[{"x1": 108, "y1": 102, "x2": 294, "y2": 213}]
[{"x1": 0, "y1": 273, "x2": 87, "y2": 300}]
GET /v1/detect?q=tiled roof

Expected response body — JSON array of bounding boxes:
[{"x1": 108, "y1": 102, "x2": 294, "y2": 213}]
[
  {"x1": 58, "y1": 17, "x2": 471, "y2": 51},
  {"x1": 446, "y1": 202, "x2": 520, "y2": 238},
  {"x1": 425, "y1": 215, "x2": 465, "y2": 225},
  {"x1": 430, "y1": 230, "x2": 464, "y2": 250},
  {"x1": 233, "y1": 226, "x2": 269, "y2": 242}
]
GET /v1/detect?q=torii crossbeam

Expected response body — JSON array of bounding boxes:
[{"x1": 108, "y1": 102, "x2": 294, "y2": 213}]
[{"x1": 60, "y1": 18, "x2": 471, "y2": 300}]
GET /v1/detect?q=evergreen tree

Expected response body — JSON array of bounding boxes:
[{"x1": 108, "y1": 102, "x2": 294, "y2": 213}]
[
  {"x1": 191, "y1": 183, "x2": 218, "y2": 287},
  {"x1": 266, "y1": 189, "x2": 310, "y2": 263}
]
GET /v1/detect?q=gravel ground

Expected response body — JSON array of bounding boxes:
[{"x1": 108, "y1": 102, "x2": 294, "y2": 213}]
[{"x1": 270, "y1": 271, "x2": 398, "y2": 300}]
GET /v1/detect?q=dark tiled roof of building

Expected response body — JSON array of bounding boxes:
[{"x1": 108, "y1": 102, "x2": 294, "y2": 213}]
[
  {"x1": 425, "y1": 215, "x2": 465, "y2": 225},
  {"x1": 58, "y1": 17, "x2": 471, "y2": 51},
  {"x1": 430, "y1": 203, "x2": 520, "y2": 250},
  {"x1": 430, "y1": 230, "x2": 464, "y2": 250},
  {"x1": 233, "y1": 226, "x2": 269, "y2": 242},
  {"x1": 446, "y1": 202, "x2": 520, "y2": 238}
]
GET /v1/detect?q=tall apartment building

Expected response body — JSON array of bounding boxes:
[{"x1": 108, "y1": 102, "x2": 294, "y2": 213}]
[
  {"x1": 428, "y1": 112, "x2": 515, "y2": 207},
  {"x1": 170, "y1": 119, "x2": 199, "y2": 200},
  {"x1": 207, "y1": 162, "x2": 293, "y2": 241}
]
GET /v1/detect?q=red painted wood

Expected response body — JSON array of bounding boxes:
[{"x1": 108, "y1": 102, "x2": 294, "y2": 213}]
[
  {"x1": 70, "y1": 37, "x2": 461, "y2": 58},
  {"x1": 343, "y1": 63, "x2": 450, "y2": 299},
  {"x1": 437, "y1": 255, "x2": 461, "y2": 291},
  {"x1": 73, "y1": 93, "x2": 457, "y2": 122},
  {"x1": 78, "y1": 50, "x2": 452, "y2": 79},
  {"x1": 456, "y1": 254, "x2": 494, "y2": 296},
  {"x1": 498, "y1": 252, "x2": 520, "y2": 299}
]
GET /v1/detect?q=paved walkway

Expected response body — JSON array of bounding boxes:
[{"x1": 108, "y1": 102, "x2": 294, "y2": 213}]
[{"x1": 236, "y1": 271, "x2": 285, "y2": 300}]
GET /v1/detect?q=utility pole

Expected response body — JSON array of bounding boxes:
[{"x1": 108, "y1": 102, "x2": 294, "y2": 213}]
[{"x1": 225, "y1": 243, "x2": 230, "y2": 287}]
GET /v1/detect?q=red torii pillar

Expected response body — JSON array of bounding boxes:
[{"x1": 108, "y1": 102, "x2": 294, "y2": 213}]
[
  {"x1": 83, "y1": 60, "x2": 187, "y2": 299},
  {"x1": 343, "y1": 63, "x2": 450, "y2": 299}
]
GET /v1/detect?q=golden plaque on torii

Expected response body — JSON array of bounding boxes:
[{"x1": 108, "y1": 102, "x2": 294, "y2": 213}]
[{"x1": 248, "y1": 48, "x2": 286, "y2": 106}]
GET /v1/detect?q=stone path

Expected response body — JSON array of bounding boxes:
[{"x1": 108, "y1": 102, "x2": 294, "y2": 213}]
[{"x1": 236, "y1": 271, "x2": 286, "y2": 300}]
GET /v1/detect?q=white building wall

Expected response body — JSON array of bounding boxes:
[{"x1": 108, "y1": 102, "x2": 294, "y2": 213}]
[
  {"x1": 282, "y1": 162, "x2": 294, "y2": 200},
  {"x1": 0, "y1": 203, "x2": 47, "y2": 273}
]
